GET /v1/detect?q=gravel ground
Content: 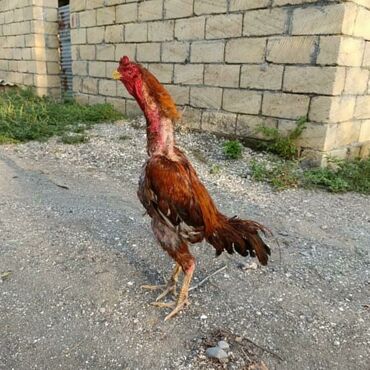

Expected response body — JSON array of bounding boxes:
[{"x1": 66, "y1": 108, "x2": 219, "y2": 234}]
[{"x1": 0, "y1": 119, "x2": 369, "y2": 370}]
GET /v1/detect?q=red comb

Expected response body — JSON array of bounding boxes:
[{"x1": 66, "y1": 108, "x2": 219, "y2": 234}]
[{"x1": 120, "y1": 56, "x2": 130, "y2": 66}]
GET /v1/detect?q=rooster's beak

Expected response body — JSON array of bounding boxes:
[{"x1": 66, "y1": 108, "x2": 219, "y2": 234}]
[{"x1": 112, "y1": 70, "x2": 121, "y2": 80}]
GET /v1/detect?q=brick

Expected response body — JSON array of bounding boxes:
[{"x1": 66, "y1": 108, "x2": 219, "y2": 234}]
[
  {"x1": 354, "y1": 96, "x2": 370, "y2": 119},
  {"x1": 82, "y1": 77, "x2": 98, "y2": 94},
  {"x1": 267, "y1": 36, "x2": 317, "y2": 64},
  {"x1": 43, "y1": 8, "x2": 58, "y2": 22},
  {"x1": 339, "y1": 37, "x2": 365, "y2": 67},
  {"x1": 148, "y1": 21, "x2": 174, "y2": 41},
  {"x1": 89, "y1": 61, "x2": 106, "y2": 77},
  {"x1": 359, "y1": 120, "x2": 370, "y2": 142},
  {"x1": 225, "y1": 38, "x2": 265, "y2": 63},
  {"x1": 230, "y1": 0, "x2": 270, "y2": 11},
  {"x1": 273, "y1": 0, "x2": 316, "y2": 5},
  {"x1": 116, "y1": 3, "x2": 138, "y2": 23},
  {"x1": 191, "y1": 41, "x2": 224, "y2": 63},
  {"x1": 344, "y1": 68, "x2": 369, "y2": 95},
  {"x1": 137, "y1": 43, "x2": 161, "y2": 62},
  {"x1": 206, "y1": 14, "x2": 242, "y2": 39},
  {"x1": 164, "y1": 0, "x2": 193, "y2": 19},
  {"x1": 96, "y1": 44, "x2": 114, "y2": 61},
  {"x1": 284, "y1": 66, "x2": 345, "y2": 95},
  {"x1": 162, "y1": 41, "x2": 189, "y2": 63},
  {"x1": 71, "y1": 28, "x2": 86, "y2": 44},
  {"x1": 99, "y1": 79, "x2": 116, "y2": 96},
  {"x1": 79, "y1": 45, "x2": 96, "y2": 60},
  {"x1": 204, "y1": 65, "x2": 240, "y2": 88},
  {"x1": 148, "y1": 63, "x2": 173, "y2": 83},
  {"x1": 309, "y1": 96, "x2": 356, "y2": 123},
  {"x1": 236, "y1": 114, "x2": 277, "y2": 139},
  {"x1": 105, "y1": 25, "x2": 124, "y2": 43},
  {"x1": 332, "y1": 121, "x2": 362, "y2": 148},
  {"x1": 86, "y1": 0, "x2": 104, "y2": 9},
  {"x1": 223, "y1": 89, "x2": 261, "y2": 114},
  {"x1": 364, "y1": 42, "x2": 370, "y2": 67},
  {"x1": 194, "y1": 0, "x2": 227, "y2": 15},
  {"x1": 106, "y1": 97, "x2": 126, "y2": 115},
  {"x1": 87, "y1": 27, "x2": 104, "y2": 44},
  {"x1": 165, "y1": 84, "x2": 190, "y2": 105},
  {"x1": 317, "y1": 36, "x2": 341, "y2": 65},
  {"x1": 190, "y1": 86, "x2": 222, "y2": 109},
  {"x1": 202, "y1": 111, "x2": 237, "y2": 135},
  {"x1": 138, "y1": 0, "x2": 163, "y2": 21},
  {"x1": 126, "y1": 100, "x2": 142, "y2": 117},
  {"x1": 97, "y1": 7, "x2": 115, "y2": 26},
  {"x1": 292, "y1": 4, "x2": 347, "y2": 35},
  {"x1": 353, "y1": 7, "x2": 370, "y2": 40},
  {"x1": 175, "y1": 17, "x2": 205, "y2": 40},
  {"x1": 105, "y1": 62, "x2": 118, "y2": 78},
  {"x1": 126, "y1": 23, "x2": 148, "y2": 42},
  {"x1": 115, "y1": 43, "x2": 136, "y2": 61},
  {"x1": 180, "y1": 107, "x2": 201, "y2": 130},
  {"x1": 79, "y1": 10, "x2": 96, "y2": 28},
  {"x1": 72, "y1": 61, "x2": 87, "y2": 75},
  {"x1": 174, "y1": 64, "x2": 203, "y2": 85},
  {"x1": 70, "y1": 0, "x2": 86, "y2": 12},
  {"x1": 241, "y1": 64, "x2": 283, "y2": 90},
  {"x1": 89, "y1": 95, "x2": 106, "y2": 105},
  {"x1": 263, "y1": 93, "x2": 309, "y2": 119},
  {"x1": 105, "y1": 0, "x2": 124, "y2": 5},
  {"x1": 244, "y1": 8, "x2": 287, "y2": 36}
]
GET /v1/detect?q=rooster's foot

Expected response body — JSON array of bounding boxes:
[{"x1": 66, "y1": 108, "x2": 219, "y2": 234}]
[{"x1": 164, "y1": 297, "x2": 189, "y2": 321}]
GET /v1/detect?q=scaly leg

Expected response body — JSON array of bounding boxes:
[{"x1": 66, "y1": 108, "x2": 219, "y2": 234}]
[
  {"x1": 164, "y1": 262, "x2": 194, "y2": 321},
  {"x1": 141, "y1": 263, "x2": 181, "y2": 301}
]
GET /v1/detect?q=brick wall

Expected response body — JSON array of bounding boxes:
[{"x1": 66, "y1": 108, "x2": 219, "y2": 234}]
[{"x1": 0, "y1": 0, "x2": 60, "y2": 97}]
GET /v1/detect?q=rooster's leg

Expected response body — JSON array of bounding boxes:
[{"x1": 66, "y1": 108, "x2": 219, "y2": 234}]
[
  {"x1": 164, "y1": 261, "x2": 194, "y2": 321},
  {"x1": 141, "y1": 263, "x2": 181, "y2": 301}
]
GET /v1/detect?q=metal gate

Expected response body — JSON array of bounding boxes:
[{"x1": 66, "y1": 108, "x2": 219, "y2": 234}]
[{"x1": 58, "y1": 4, "x2": 73, "y2": 96}]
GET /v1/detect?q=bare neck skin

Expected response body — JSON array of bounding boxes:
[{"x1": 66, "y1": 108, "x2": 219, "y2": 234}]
[{"x1": 138, "y1": 85, "x2": 176, "y2": 157}]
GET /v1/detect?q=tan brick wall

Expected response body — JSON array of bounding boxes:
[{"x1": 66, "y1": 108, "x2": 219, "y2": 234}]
[
  {"x1": 66, "y1": 0, "x2": 370, "y2": 164},
  {"x1": 0, "y1": 0, "x2": 61, "y2": 97}
]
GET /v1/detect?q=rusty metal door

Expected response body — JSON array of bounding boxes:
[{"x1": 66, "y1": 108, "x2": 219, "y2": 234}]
[{"x1": 58, "y1": 4, "x2": 73, "y2": 97}]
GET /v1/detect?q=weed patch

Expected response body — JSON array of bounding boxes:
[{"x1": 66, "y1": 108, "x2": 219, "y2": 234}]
[{"x1": 223, "y1": 140, "x2": 243, "y2": 160}]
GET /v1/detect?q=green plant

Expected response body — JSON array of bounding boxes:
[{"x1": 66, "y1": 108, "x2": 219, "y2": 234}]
[
  {"x1": 118, "y1": 134, "x2": 131, "y2": 141},
  {"x1": 223, "y1": 140, "x2": 243, "y2": 159},
  {"x1": 0, "y1": 87, "x2": 123, "y2": 144},
  {"x1": 60, "y1": 133, "x2": 89, "y2": 145},
  {"x1": 256, "y1": 116, "x2": 307, "y2": 160},
  {"x1": 209, "y1": 164, "x2": 221, "y2": 174},
  {"x1": 0, "y1": 135, "x2": 19, "y2": 144}
]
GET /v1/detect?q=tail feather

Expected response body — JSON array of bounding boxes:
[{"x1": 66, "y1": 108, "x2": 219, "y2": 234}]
[{"x1": 207, "y1": 215, "x2": 271, "y2": 265}]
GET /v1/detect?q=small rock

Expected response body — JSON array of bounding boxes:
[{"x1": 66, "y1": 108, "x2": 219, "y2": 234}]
[
  {"x1": 334, "y1": 340, "x2": 340, "y2": 346},
  {"x1": 200, "y1": 314, "x2": 207, "y2": 320},
  {"x1": 217, "y1": 340, "x2": 229, "y2": 350},
  {"x1": 205, "y1": 347, "x2": 228, "y2": 360}
]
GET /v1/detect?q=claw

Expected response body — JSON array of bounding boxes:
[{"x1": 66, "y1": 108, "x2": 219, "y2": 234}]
[
  {"x1": 164, "y1": 298, "x2": 189, "y2": 321},
  {"x1": 151, "y1": 301, "x2": 175, "y2": 308}
]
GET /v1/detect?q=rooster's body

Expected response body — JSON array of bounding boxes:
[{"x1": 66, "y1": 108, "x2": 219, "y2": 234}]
[{"x1": 114, "y1": 56, "x2": 270, "y2": 320}]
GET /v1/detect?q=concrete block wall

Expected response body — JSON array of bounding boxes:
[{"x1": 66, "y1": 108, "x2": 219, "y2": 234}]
[{"x1": 0, "y1": 0, "x2": 61, "y2": 97}]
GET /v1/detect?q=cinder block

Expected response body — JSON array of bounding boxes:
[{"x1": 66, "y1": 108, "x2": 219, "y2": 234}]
[
  {"x1": 79, "y1": 10, "x2": 96, "y2": 28},
  {"x1": 82, "y1": 77, "x2": 98, "y2": 94},
  {"x1": 138, "y1": 0, "x2": 163, "y2": 21},
  {"x1": 96, "y1": 44, "x2": 114, "y2": 61},
  {"x1": 309, "y1": 96, "x2": 356, "y2": 123},
  {"x1": 87, "y1": 27, "x2": 105, "y2": 44},
  {"x1": 223, "y1": 89, "x2": 262, "y2": 114},
  {"x1": 202, "y1": 111, "x2": 237, "y2": 135},
  {"x1": 353, "y1": 7, "x2": 370, "y2": 40},
  {"x1": 225, "y1": 38, "x2": 265, "y2": 63},
  {"x1": 175, "y1": 17, "x2": 205, "y2": 40},
  {"x1": 148, "y1": 63, "x2": 173, "y2": 83},
  {"x1": 354, "y1": 96, "x2": 370, "y2": 119},
  {"x1": 283, "y1": 66, "x2": 345, "y2": 95},
  {"x1": 97, "y1": 7, "x2": 115, "y2": 26},
  {"x1": 241, "y1": 64, "x2": 283, "y2": 90},
  {"x1": 165, "y1": 84, "x2": 190, "y2": 105},
  {"x1": 164, "y1": 0, "x2": 193, "y2": 19},
  {"x1": 162, "y1": 41, "x2": 189, "y2": 63},
  {"x1": 230, "y1": 0, "x2": 270, "y2": 11},
  {"x1": 174, "y1": 64, "x2": 203, "y2": 85},
  {"x1": 363, "y1": 42, "x2": 370, "y2": 67},
  {"x1": 99, "y1": 79, "x2": 117, "y2": 96},
  {"x1": 344, "y1": 68, "x2": 369, "y2": 95},
  {"x1": 191, "y1": 41, "x2": 224, "y2": 63},
  {"x1": 206, "y1": 14, "x2": 242, "y2": 39},
  {"x1": 180, "y1": 107, "x2": 202, "y2": 130},
  {"x1": 263, "y1": 93, "x2": 310, "y2": 119},
  {"x1": 194, "y1": 0, "x2": 227, "y2": 15},
  {"x1": 204, "y1": 65, "x2": 240, "y2": 88},
  {"x1": 116, "y1": 3, "x2": 138, "y2": 23},
  {"x1": 267, "y1": 36, "x2": 317, "y2": 64},
  {"x1": 79, "y1": 45, "x2": 96, "y2": 60},
  {"x1": 359, "y1": 120, "x2": 370, "y2": 142},
  {"x1": 137, "y1": 43, "x2": 161, "y2": 62},
  {"x1": 73, "y1": 61, "x2": 88, "y2": 75},
  {"x1": 190, "y1": 86, "x2": 222, "y2": 109},
  {"x1": 236, "y1": 114, "x2": 277, "y2": 139},
  {"x1": 115, "y1": 43, "x2": 136, "y2": 61},
  {"x1": 148, "y1": 20, "x2": 174, "y2": 42},
  {"x1": 89, "y1": 61, "x2": 106, "y2": 77},
  {"x1": 105, "y1": 25, "x2": 124, "y2": 43},
  {"x1": 244, "y1": 8, "x2": 287, "y2": 36},
  {"x1": 70, "y1": 0, "x2": 86, "y2": 12},
  {"x1": 71, "y1": 28, "x2": 86, "y2": 44}
]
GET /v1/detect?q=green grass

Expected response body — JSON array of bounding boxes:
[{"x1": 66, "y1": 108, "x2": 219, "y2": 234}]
[
  {"x1": 0, "y1": 88, "x2": 123, "y2": 143},
  {"x1": 256, "y1": 116, "x2": 307, "y2": 160},
  {"x1": 250, "y1": 157, "x2": 370, "y2": 194},
  {"x1": 60, "y1": 133, "x2": 89, "y2": 145},
  {"x1": 223, "y1": 140, "x2": 243, "y2": 159}
]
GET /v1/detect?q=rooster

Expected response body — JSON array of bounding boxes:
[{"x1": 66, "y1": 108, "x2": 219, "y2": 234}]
[{"x1": 113, "y1": 56, "x2": 271, "y2": 320}]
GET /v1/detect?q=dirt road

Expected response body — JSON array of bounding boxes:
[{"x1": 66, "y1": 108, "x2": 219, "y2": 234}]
[{"x1": 0, "y1": 123, "x2": 369, "y2": 369}]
